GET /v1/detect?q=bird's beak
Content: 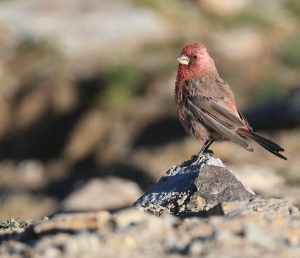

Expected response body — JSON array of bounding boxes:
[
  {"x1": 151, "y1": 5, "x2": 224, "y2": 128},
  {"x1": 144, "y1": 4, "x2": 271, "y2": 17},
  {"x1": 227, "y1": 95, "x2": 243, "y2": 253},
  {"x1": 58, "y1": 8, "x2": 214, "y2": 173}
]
[{"x1": 176, "y1": 54, "x2": 190, "y2": 65}]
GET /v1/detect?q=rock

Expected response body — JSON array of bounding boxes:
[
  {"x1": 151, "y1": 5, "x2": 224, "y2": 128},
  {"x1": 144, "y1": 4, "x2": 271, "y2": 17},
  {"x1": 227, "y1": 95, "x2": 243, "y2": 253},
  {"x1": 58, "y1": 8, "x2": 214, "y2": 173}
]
[
  {"x1": 0, "y1": 160, "x2": 46, "y2": 190},
  {"x1": 112, "y1": 208, "x2": 161, "y2": 230},
  {"x1": 244, "y1": 221, "x2": 274, "y2": 248},
  {"x1": 0, "y1": 193, "x2": 57, "y2": 220},
  {"x1": 133, "y1": 152, "x2": 300, "y2": 221},
  {"x1": 134, "y1": 153, "x2": 255, "y2": 216},
  {"x1": 62, "y1": 177, "x2": 142, "y2": 211},
  {"x1": 1, "y1": 205, "x2": 300, "y2": 258},
  {"x1": 218, "y1": 197, "x2": 299, "y2": 218},
  {"x1": 34, "y1": 211, "x2": 112, "y2": 233},
  {"x1": 189, "y1": 165, "x2": 254, "y2": 211},
  {"x1": 189, "y1": 240, "x2": 205, "y2": 255}
]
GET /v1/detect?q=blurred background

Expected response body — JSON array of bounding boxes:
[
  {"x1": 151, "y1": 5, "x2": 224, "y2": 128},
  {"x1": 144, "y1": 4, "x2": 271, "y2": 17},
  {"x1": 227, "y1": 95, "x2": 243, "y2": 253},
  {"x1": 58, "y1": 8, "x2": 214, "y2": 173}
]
[{"x1": 0, "y1": 0, "x2": 299, "y2": 220}]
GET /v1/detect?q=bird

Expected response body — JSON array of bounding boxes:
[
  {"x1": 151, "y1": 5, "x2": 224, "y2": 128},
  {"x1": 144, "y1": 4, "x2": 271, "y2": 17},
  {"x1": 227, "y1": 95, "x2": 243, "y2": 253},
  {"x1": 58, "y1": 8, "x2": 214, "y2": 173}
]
[{"x1": 175, "y1": 43, "x2": 286, "y2": 162}]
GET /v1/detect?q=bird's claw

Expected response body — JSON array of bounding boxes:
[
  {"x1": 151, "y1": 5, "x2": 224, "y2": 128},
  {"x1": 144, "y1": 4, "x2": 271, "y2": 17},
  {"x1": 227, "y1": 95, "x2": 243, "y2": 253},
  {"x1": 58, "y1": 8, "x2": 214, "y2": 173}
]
[
  {"x1": 205, "y1": 149, "x2": 214, "y2": 155},
  {"x1": 190, "y1": 149, "x2": 214, "y2": 165}
]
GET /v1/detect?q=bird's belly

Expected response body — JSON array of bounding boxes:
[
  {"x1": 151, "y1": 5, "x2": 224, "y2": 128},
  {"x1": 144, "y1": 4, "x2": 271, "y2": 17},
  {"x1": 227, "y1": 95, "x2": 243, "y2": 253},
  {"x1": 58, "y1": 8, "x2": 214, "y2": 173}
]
[
  {"x1": 177, "y1": 105, "x2": 227, "y2": 142},
  {"x1": 177, "y1": 106, "x2": 209, "y2": 141}
]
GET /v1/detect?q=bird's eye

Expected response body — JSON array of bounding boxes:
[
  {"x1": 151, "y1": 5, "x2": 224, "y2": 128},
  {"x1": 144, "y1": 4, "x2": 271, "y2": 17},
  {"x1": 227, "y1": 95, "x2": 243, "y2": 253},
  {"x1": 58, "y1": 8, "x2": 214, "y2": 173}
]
[{"x1": 192, "y1": 55, "x2": 198, "y2": 60}]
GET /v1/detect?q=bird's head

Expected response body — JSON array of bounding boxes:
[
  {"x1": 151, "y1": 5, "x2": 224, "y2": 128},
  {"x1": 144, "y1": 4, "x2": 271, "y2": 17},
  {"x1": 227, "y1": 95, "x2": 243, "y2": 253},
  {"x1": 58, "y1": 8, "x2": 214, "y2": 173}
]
[
  {"x1": 176, "y1": 43, "x2": 210, "y2": 66},
  {"x1": 176, "y1": 43, "x2": 217, "y2": 84}
]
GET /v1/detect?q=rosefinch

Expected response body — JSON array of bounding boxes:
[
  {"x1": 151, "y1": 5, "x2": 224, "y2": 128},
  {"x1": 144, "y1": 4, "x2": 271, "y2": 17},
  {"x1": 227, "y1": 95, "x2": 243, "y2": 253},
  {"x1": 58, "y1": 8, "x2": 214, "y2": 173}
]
[{"x1": 175, "y1": 43, "x2": 286, "y2": 161}]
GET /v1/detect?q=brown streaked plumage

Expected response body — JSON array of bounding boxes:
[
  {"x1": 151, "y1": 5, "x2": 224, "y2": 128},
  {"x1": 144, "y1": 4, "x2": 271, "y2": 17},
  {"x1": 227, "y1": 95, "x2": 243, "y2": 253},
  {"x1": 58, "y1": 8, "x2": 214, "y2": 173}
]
[{"x1": 175, "y1": 43, "x2": 286, "y2": 161}]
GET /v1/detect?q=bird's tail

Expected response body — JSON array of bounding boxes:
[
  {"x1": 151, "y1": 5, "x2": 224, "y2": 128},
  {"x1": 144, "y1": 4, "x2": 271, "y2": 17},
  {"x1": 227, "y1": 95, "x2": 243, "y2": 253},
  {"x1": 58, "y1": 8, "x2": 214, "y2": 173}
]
[{"x1": 237, "y1": 128, "x2": 287, "y2": 160}]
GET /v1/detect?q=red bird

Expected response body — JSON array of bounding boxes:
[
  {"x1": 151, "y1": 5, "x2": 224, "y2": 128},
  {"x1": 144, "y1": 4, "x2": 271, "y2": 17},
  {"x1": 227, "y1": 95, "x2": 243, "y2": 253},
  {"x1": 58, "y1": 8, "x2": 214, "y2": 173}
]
[{"x1": 175, "y1": 43, "x2": 286, "y2": 161}]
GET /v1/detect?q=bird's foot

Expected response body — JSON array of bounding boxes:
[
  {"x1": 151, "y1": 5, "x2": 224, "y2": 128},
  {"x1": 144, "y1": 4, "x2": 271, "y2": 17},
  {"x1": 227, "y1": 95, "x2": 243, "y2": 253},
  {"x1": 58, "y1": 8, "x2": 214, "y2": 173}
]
[
  {"x1": 190, "y1": 140, "x2": 215, "y2": 165},
  {"x1": 190, "y1": 149, "x2": 214, "y2": 165},
  {"x1": 203, "y1": 149, "x2": 214, "y2": 156}
]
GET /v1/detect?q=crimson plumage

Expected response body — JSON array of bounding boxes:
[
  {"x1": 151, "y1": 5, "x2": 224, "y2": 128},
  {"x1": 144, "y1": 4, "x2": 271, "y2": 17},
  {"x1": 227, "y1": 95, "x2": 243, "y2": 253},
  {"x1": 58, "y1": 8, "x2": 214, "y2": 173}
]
[{"x1": 175, "y1": 43, "x2": 286, "y2": 160}]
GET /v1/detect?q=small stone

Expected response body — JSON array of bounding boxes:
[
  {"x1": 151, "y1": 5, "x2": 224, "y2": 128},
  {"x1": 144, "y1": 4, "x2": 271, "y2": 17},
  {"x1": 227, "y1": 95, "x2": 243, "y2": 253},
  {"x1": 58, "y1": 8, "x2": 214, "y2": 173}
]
[
  {"x1": 215, "y1": 230, "x2": 235, "y2": 241},
  {"x1": 113, "y1": 208, "x2": 155, "y2": 229},
  {"x1": 43, "y1": 247, "x2": 62, "y2": 258},
  {"x1": 0, "y1": 194, "x2": 57, "y2": 220},
  {"x1": 189, "y1": 240, "x2": 204, "y2": 255},
  {"x1": 34, "y1": 211, "x2": 112, "y2": 233},
  {"x1": 244, "y1": 221, "x2": 274, "y2": 249},
  {"x1": 187, "y1": 195, "x2": 207, "y2": 211},
  {"x1": 285, "y1": 227, "x2": 300, "y2": 246},
  {"x1": 220, "y1": 201, "x2": 247, "y2": 215},
  {"x1": 62, "y1": 177, "x2": 142, "y2": 211}
]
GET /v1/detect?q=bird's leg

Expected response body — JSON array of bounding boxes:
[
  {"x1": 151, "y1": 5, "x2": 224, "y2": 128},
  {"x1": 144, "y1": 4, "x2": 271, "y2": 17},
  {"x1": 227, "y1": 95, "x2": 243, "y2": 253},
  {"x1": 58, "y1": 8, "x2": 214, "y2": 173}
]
[
  {"x1": 192, "y1": 140, "x2": 214, "y2": 164},
  {"x1": 199, "y1": 139, "x2": 214, "y2": 154}
]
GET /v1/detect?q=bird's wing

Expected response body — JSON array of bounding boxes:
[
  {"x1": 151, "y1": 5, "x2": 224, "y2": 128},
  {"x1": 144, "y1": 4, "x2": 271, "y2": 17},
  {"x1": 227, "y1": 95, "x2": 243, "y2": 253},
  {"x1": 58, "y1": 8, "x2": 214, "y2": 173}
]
[{"x1": 183, "y1": 78, "x2": 253, "y2": 151}]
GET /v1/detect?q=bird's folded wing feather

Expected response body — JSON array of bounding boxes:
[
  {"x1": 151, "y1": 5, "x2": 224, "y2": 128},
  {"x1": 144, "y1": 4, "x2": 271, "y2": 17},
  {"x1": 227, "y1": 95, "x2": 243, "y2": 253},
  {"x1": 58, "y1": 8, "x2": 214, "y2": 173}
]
[{"x1": 186, "y1": 95, "x2": 253, "y2": 151}]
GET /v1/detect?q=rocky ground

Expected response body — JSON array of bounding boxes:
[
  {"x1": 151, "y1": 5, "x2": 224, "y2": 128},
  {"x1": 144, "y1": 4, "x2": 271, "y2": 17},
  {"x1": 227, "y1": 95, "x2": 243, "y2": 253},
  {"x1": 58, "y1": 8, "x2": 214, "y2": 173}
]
[
  {"x1": 0, "y1": 0, "x2": 300, "y2": 257},
  {"x1": 1, "y1": 155, "x2": 300, "y2": 258},
  {"x1": 0, "y1": 0, "x2": 299, "y2": 220},
  {"x1": 1, "y1": 204, "x2": 300, "y2": 258}
]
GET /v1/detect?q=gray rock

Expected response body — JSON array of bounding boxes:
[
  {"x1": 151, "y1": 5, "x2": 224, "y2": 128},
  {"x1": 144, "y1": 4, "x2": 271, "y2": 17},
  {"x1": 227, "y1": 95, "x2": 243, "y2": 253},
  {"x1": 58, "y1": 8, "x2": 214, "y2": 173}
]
[
  {"x1": 1, "y1": 205, "x2": 300, "y2": 258},
  {"x1": 188, "y1": 165, "x2": 255, "y2": 212},
  {"x1": 244, "y1": 221, "x2": 274, "y2": 249},
  {"x1": 134, "y1": 153, "x2": 255, "y2": 216},
  {"x1": 62, "y1": 177, "x2": 142, "y2": 211},
  {"x1": 218, "y1": 196, "x2": 299, "y2": 218}
]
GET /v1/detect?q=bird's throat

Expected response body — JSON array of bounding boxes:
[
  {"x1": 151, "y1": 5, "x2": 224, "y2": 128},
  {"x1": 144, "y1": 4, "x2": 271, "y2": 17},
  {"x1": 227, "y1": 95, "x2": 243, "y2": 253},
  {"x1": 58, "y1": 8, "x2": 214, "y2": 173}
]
[{"x1": 176, "y1": 61, "x2": 218, "y2": 87}]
